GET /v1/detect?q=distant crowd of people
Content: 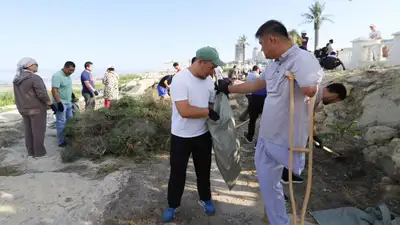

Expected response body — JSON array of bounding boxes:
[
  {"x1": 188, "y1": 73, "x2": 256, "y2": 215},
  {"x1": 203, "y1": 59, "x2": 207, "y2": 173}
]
[{"x1": 13, "y1": 59, "x2": 120, "y2": 158}]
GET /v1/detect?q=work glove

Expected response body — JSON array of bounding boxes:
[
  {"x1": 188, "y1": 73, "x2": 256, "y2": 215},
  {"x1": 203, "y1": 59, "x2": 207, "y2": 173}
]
[
  {"x1": 214, "y1": 79, "x2": 231, "y2": 96},
  {"x1": 313, "y1": 136, "x2": 323, "y2": 148},
  {"x1": 57, "y1": 102, "x2": 64, "y2": 112},
  {"x1": 208, "y1": 109, "x2": 220, "y2": 121},
  {"x1": 72, "y1": 93, "x2": 76, "y2": 100},
  {"x1": 94, "y1": 91, "x2": 99, "y2": 96},
  {"x1": 89, "y1": 92, "x2": 94, "y2": 98},
  {"x1": 49, "y1": 104, "x2": 57, "y2": 114}
]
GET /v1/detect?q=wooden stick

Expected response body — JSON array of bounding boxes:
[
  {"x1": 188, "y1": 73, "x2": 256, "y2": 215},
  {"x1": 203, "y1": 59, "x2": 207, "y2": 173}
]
[
  {"x1": 235, "y1": 119, "x2": 250, "y2": 129},
  {"x1": 288, "y1": 72, "x2": 297, "y2": 224},
  {"x1": 286, "y1": 71, "x2": 315, "y2": 225}
]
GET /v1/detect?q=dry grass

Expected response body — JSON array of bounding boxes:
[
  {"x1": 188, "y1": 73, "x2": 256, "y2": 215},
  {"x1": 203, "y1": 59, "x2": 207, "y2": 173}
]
[{"x1": 61, "y1": 89, "x2": 172, "y2": 162}]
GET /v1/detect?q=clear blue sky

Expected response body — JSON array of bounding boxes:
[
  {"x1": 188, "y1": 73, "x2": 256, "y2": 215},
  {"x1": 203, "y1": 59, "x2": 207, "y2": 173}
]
[{"x1": 0, "y1": 0, "x2": 398, "y2": 73}]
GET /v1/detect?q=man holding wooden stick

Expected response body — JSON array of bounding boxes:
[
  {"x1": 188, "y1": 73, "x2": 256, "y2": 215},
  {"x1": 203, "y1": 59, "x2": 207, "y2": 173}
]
[{"x1": 216, "y1": 20, "x2": 323, "y2": 225}]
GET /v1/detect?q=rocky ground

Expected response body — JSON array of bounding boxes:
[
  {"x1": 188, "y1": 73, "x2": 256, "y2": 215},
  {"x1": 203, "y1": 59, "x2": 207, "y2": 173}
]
[{"x1": 1, "y1": 68, "x2": 400, "y2": 225}]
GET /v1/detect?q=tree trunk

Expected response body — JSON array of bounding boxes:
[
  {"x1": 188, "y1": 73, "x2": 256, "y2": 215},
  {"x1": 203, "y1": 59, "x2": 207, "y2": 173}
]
[
  {"x1": 242, "y1": 43, "x2": 246, "y2": 64},
  {"x1": 314, "y1": 24, "x2": 319, "y2": 51}
]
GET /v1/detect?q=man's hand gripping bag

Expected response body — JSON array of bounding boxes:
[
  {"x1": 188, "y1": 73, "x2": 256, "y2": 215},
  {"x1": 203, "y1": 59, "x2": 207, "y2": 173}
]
[{"x1": 207, "y1": 93, "x2": 241, "y2": 190}]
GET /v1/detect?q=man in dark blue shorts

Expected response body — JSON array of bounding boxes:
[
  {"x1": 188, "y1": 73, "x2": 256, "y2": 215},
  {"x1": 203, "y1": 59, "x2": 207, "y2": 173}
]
[{"x1": 157, "y1": 74, "x2": 174, "y2": 101}]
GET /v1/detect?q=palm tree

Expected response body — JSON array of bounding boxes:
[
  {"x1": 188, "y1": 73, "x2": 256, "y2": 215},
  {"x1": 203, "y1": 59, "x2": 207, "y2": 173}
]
[
  {"x1": 238, "y1": 35, "x2": 249, "y2": 64},
  {"x1": 301, "y1": 1, "x2": 334, "y2": 51}
]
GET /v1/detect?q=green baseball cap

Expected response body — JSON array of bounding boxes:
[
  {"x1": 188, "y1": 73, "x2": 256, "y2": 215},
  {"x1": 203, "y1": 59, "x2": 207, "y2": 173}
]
[{"x1": 195, "y1": 46, "x2": 226, "y2": 67}]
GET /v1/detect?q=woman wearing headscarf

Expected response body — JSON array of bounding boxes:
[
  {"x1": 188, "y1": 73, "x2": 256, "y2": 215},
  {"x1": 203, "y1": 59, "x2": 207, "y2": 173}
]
[
  {"x1": 102, "y1": 65, "x2": 119, "y2": 108},
  {"x1": 13, "y1": 57, "x2": 56, "y2": 157}
]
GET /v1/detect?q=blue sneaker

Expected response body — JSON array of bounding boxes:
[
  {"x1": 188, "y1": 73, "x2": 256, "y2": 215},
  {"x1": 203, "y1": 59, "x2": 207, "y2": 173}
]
[
  {"x1": 198, "y1": 200, "x2": 216, "y2": 215},
  {"x1": 162, "y1": 208, "x2": 177, "y2": 222}
]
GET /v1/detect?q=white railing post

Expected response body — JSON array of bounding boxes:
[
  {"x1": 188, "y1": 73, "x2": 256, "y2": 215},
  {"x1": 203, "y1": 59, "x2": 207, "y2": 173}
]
[
  {"x1": 387, "y1": 31, "x2": 400, "y2": 66},
  {"x1": 349, "y1": 37, "x2": 370, "y2": 69}
]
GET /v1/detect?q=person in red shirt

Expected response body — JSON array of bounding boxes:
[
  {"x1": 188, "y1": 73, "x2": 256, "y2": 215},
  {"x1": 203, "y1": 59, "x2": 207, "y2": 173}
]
[{"x1": 173, "y1": 62, "x2": 181, "y2": 73}]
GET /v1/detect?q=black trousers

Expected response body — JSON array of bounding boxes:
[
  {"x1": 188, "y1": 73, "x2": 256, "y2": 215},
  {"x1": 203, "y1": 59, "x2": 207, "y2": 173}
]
[
  {"x1": 167, "y1": 132, "x2": 212, "y2": 208},
  {"x1": 239, "y1": 95, "x2": 251, "y2": 121},
  {"x1": 247, "y1": 95, "x2": 266, "y2": 141}
]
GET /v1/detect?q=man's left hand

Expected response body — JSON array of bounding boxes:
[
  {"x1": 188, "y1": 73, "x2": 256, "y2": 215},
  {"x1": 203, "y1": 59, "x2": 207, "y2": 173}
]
[{"x1": 94, "y1": 91, "x2": 99, "y2": 96}]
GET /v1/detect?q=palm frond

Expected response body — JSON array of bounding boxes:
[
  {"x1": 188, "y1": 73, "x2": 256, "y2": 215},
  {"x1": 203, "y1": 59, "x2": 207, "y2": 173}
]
[
  {"x1": 238, "y1": 34, "x2": 249, "y2": 45},
  {"x1": 321, "y1": 17, "x2": 334, "y2": 23}
]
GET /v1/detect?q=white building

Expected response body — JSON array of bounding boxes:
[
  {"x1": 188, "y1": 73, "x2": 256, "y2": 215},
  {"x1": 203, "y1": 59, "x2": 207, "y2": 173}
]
[
  {"x1": 235, "y1": 42, "x2": 244, "y2": 62},
  {"x1": 252, "y1": 47, "x2": 259, "y2": 61}
]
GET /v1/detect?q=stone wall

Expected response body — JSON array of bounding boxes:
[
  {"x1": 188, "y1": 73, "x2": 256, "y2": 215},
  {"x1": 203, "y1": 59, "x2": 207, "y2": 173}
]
[{"x1": 316, "y1": 67, "x2": 400, "y2": 182}]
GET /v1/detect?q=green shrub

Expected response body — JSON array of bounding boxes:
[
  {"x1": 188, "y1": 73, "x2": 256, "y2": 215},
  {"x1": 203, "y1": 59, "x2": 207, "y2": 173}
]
[
  {"x1": 61, "y1": 91, "x2": 171, "y2": 162},
  {"x1": 0, "y1": 92, "x2": 15, "y2": 107}
]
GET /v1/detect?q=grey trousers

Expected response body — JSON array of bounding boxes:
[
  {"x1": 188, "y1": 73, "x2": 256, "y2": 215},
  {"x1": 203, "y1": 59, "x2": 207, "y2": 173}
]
[
  {"x1": 22, "y1": 110, "x2": 47, "y2": 157},
  {"x1": 82, "y1": 93, "x2": 96, "y2": 110}
]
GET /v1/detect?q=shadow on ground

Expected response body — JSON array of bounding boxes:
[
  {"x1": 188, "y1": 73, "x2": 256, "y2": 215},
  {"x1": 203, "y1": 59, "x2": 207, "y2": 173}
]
[{"x1": 100, "y1": 154, "x2": 266, "y2": 225}]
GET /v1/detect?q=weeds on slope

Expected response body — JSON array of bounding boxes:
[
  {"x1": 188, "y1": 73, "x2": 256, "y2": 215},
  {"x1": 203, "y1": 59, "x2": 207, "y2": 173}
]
[{"x1": 61, "y1": 91, "x2": 171, "y2": 162}]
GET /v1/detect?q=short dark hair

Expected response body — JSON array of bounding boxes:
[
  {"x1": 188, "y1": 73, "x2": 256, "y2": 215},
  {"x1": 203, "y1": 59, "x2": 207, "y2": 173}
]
[
  {"x1": 84, "y1": 61, "x2": 93, "y2": 69},
  {"x1": 252, "y1": 65, "x2": 259, "y2": 71},
  {"x1": 255, "y1": 20, "x2": 289, "y2": 39},
  {"x1": 107, "y1": 67, "x2": 115, "y2": 71},
  {"x1": 173, "y1": 62, "x2": 179, "y2": 67},
  {"x1": 329, "y1": 39, "x2": 334, "y2": 43},
  {"x1": 326, "y1": 83, "x2": 347, "y2": 100},
  {"x1": 64, "y1": 61, "x2": 76, "y2": 68},
  {"x1": 191, "y1": 57, "x2": 196, "y2": 65}
]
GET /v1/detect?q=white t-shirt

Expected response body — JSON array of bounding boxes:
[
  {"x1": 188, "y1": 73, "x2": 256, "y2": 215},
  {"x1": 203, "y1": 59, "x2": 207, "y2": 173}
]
[
  {"x1": 170, "y1": 69, "x2": 216, "y2": 138},
  {"x1": 326, "y1": 43, "x2": 334, "y2": 54},
  {"x1": 246, "y1": 71, "x2": 260, "y2": 82},
  {"x1": 369, "y1": 30, "x2": 382, "y2": 40},
  {"x1": 214, "y1": 67, "x2": 224, "y2": 80}
]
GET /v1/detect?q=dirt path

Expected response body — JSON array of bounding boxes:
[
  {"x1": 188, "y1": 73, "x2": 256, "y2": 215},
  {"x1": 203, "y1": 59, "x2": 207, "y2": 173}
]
[
  {"x1": 100, "y1": 154, "x2": 267, "y2": 225},
  {"x1": 0, "y1": 110, "x2": 129, "y2": 225}
]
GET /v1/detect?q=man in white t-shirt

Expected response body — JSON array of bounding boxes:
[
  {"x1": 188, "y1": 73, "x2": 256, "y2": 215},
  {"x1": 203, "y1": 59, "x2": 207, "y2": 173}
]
[
  {"x1": 214, "y1": 66, "x2": 224, "y2": 80},
  {"x1": 369, "y1": 24, "x2": 382, "y2": 40},
  {"x1": 325, "y1": 39, "x2": 334, "y2": 55},
  {"x1": 369, "y1": 24, "x2": 383, "y2": 61},
  {"x1": 162, "y1": 46, "x2": 225, "y2": 223}
]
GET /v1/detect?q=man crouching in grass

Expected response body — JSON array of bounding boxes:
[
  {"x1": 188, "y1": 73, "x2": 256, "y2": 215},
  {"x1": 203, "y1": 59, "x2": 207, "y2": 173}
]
[
  {"x1": 157, "y1": 74, "x2": 174, "y2": 102},
  {"x1": 162, "y1": 46, "x2": 225, "y2": 222}
]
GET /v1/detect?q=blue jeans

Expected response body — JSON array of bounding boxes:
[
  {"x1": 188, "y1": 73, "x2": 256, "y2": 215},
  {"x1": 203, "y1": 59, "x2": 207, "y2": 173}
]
[{"x1": 55, "y1": 103, "x2": 73, "y2": 145}]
